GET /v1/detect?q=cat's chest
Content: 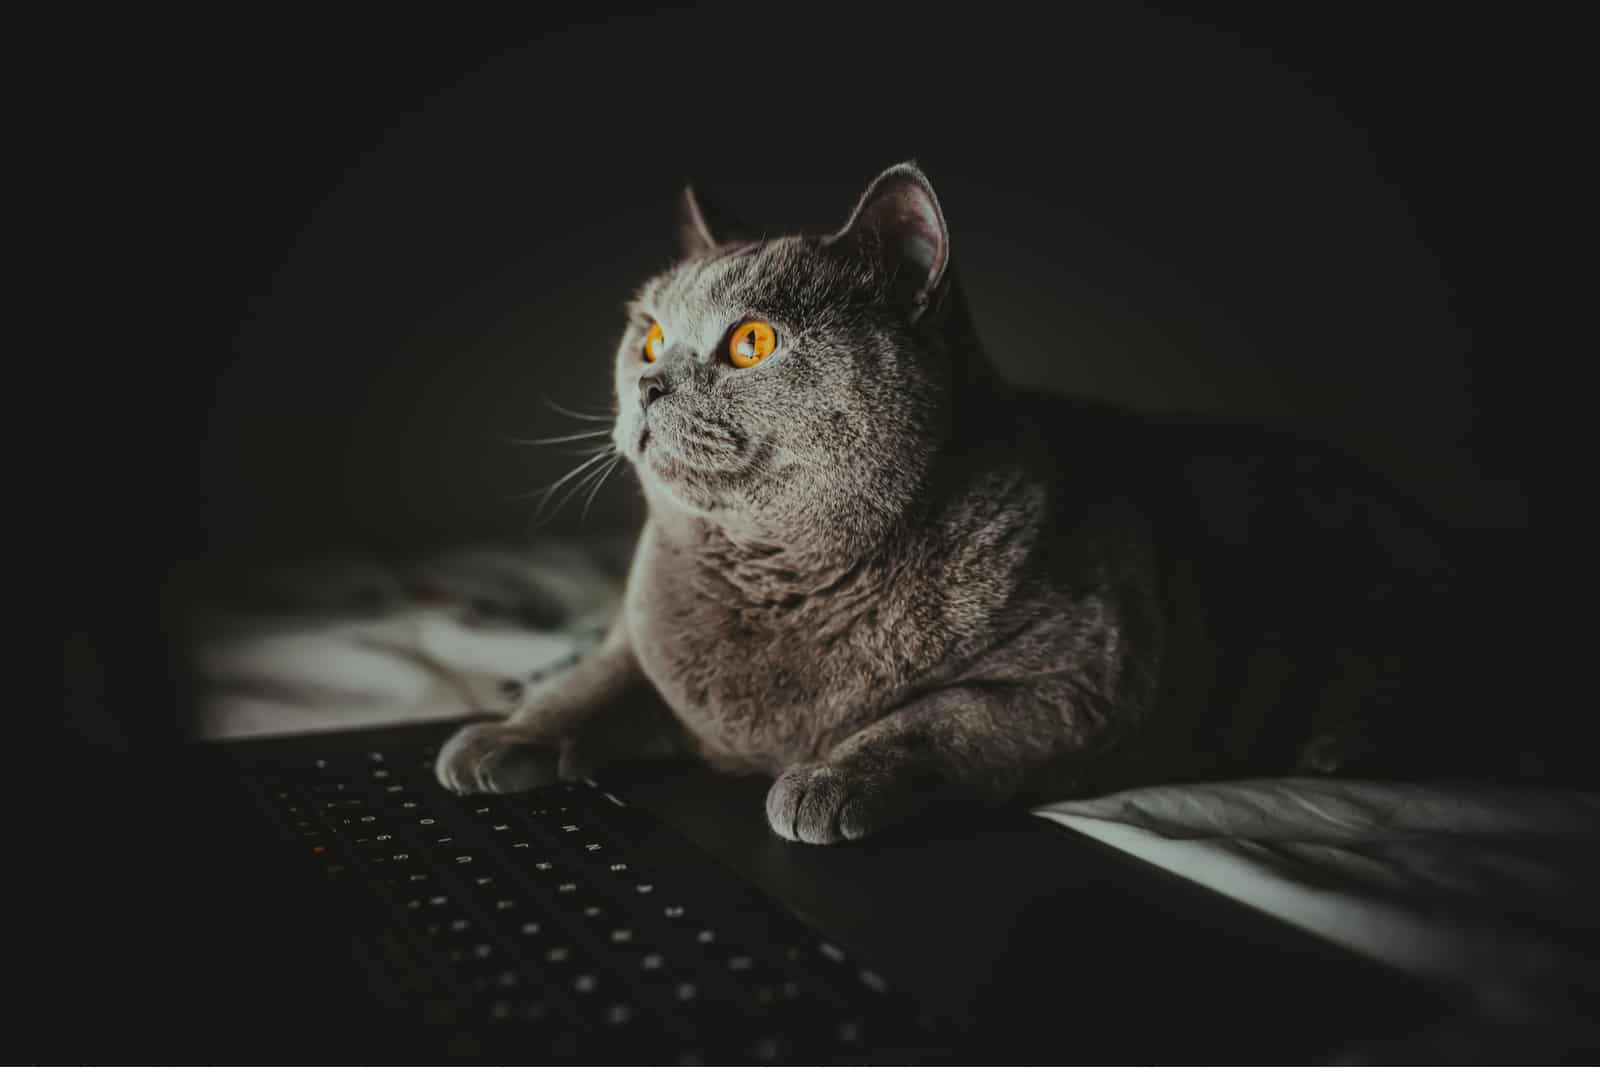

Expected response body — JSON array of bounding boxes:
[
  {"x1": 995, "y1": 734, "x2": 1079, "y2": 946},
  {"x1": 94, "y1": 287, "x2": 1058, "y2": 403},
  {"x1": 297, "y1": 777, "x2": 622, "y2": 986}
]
[{"x1": 622, "y1": 536, "x2": 935, "y2": 771}]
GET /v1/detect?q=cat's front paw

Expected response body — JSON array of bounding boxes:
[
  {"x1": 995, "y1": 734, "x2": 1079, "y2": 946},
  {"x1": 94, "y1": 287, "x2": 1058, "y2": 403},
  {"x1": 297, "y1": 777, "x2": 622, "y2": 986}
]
[
  {"x1": 765, "y1": 761, "x2": 922, "y2": 845},
  {"x1": 435, "y1": 721, "x2": 558, "y2": 795}
]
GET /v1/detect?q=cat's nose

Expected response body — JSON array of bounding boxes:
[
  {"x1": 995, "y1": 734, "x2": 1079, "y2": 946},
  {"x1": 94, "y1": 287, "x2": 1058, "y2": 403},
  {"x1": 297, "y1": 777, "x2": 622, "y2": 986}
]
[{"x1": 639, "y1": 373, "x2": 672, "y2": 409}]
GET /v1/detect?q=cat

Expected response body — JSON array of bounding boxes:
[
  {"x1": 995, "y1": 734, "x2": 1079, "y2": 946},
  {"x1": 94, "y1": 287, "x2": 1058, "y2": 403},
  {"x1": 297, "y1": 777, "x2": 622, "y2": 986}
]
[{"x1": 435, "y1": 161, "x2": 1476, "y2": 843}]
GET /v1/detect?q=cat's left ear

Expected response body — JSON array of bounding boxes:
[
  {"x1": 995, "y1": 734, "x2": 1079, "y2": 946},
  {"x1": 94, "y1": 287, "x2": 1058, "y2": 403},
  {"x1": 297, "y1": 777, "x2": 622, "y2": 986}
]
[
  {"x1": 826, "y1": 162, "x2": 950, "y2": 322},
  {"x1": 677, "y1": 183, "x2": 745, "y2": 258}
]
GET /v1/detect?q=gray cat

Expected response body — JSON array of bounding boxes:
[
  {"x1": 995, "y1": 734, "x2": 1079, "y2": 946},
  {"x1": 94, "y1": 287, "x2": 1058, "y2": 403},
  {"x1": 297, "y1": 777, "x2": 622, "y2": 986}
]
[{"x1": 436, "y1": 162, "x2": 1466, "y2": 842}]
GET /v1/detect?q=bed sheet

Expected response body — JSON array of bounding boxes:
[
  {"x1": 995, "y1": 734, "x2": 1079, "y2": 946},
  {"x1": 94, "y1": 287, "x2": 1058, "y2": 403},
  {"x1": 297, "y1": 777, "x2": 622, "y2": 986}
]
[{"x1": 1035, "y1": 780, "x2": 1600, "y2": 1059}]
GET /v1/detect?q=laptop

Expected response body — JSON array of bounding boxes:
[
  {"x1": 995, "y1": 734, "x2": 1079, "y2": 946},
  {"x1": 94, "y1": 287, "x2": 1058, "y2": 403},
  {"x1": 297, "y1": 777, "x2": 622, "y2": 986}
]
[
  {"x1": 41, "y1": 586, "x2": 1446, "y2": 1064},
  {"x1": 147, "y1": 706, "x2": 1444, "y2": 1064}
]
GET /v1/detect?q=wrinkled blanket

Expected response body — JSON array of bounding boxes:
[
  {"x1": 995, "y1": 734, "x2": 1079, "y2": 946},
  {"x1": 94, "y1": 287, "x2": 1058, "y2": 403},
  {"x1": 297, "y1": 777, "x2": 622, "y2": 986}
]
[{"x1": 185, "y1": 541, "x2": 627, "y2": 738}]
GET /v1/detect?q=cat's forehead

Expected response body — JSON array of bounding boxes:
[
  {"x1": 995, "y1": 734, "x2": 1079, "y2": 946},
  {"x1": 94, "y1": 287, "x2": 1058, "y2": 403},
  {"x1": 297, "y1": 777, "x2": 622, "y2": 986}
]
[{"x1": 638, "y1": 237, "x2": 877, "y2": 332}]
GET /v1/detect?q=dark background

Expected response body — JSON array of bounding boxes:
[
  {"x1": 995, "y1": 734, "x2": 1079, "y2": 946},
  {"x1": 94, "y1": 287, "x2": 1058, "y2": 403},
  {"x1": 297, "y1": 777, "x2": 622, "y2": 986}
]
[
  {"x1": 58, "y1": 3, "x2": 1547, "y2": 741},
  {"x1": 101, "y1": 5, "x2": 1537, "y2": 559}
]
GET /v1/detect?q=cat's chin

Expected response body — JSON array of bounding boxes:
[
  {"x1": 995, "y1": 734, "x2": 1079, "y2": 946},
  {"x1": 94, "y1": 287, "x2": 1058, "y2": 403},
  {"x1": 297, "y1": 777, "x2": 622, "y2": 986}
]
[
  {"x1": 639, "y1": 455, "x2": 731, "y2": 513},
  {"x1": 639, "y1": 420, "x2": 768, "y2": 478},
  {"x1": 639, "y1": 470, "x2": 732, "y2": 520},
  {"x1": 634, "y1": 443, "x2": 772, "y2": 522}
]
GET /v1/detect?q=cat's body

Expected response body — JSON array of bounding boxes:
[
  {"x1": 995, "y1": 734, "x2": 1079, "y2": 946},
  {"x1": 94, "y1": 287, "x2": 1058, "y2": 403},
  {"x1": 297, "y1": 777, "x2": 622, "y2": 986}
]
[
  {"x1": 437, "y1": 163, "x2": 1467, "y2": 841},
  {"x1": 627, "y1": 386, "x2": 1157, "y2": 788}
]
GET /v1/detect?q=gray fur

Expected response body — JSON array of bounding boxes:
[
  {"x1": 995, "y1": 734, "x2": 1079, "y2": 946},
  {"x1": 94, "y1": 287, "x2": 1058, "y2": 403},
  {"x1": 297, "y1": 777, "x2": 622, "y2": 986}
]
[{"x1": 436, "y1": 162, "x2": 1464, "y2": 843}]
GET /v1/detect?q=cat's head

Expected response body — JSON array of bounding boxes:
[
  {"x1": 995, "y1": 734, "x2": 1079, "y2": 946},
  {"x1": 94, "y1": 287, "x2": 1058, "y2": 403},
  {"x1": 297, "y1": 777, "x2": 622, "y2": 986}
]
[{"x1": 611, "y1": 162, "x2": 978, "y2": 547}]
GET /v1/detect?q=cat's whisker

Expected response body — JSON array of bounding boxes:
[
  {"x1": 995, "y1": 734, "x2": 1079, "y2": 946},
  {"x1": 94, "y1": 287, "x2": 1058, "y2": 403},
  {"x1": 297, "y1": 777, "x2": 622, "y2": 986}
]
[
  {"x1": 541, "y1": 450, "x2": 620, "y2": 525},
  {"x1": 507, "y1": 428, "x2": 613, "y2": 447},
  {"x1": 509, "y1": 449, "x2": 615, "y2": 509},
  {"x1": 541, "y1": 397, "x2": 616, "y2": 423},
  {"x1": 578, "y1": 454, "x2": 624, "y2": 522}
]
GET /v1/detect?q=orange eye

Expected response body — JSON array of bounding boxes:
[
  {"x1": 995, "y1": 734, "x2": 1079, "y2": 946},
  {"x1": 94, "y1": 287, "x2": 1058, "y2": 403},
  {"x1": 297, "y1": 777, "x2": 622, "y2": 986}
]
[
  {"x1": 643, "y1": 321, "x2": 665, "y2": 362},
  {"x1": 728, "y1": 321, "x2": 777, "y2": 368}
]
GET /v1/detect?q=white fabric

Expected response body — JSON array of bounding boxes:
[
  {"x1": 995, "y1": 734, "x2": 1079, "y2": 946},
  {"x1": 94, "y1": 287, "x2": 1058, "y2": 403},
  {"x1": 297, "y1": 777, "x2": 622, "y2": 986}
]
[
  {"x1": 1034, "y1": 780, "x2": 1600, "y2": 1058},
  {"x1": 186, "y1": 542, "x2": 622, "y2": 739}
]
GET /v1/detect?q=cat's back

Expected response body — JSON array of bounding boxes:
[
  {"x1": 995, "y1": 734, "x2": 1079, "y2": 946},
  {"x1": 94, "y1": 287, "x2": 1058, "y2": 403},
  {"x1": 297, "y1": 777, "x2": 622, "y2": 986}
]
[
  {"x1": 1010, "y1": 389, "x2": 1468, "y2": 779},
  {"x1": 1007, "y1": 390, "x2": 1453, "y2": 590}
]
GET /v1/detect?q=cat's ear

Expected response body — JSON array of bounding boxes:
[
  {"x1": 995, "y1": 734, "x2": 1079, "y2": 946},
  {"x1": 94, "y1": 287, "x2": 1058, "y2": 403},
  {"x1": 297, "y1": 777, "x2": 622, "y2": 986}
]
[
  {"x1": 826, "y1": 162, "x2": 950, "y2": 321},
  {"x1": 677, "y1": 183, "x2": 744, "y2": 258}
]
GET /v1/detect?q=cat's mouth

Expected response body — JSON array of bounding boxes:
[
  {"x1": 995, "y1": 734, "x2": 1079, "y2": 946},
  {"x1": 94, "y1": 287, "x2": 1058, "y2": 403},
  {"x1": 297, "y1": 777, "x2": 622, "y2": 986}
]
[
  {"x1": 633, "y1": 409, "x2": 769, "y2": 494},
  {"x1": 640, "y1": 405, "x2": 745, "y2": 459}
]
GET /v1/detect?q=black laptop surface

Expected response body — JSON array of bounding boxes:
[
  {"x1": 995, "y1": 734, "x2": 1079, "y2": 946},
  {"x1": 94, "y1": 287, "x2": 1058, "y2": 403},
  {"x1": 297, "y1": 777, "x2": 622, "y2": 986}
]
[{"x1": 145, "y1": 709, "x2": 1448, "y2": 1064}]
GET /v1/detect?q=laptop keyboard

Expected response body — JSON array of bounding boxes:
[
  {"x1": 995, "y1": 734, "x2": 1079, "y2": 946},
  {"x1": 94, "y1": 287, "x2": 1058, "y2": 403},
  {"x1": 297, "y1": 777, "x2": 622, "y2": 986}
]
[{"x1": 244, "y1": 743, "x2": 943, "y2": 1062}]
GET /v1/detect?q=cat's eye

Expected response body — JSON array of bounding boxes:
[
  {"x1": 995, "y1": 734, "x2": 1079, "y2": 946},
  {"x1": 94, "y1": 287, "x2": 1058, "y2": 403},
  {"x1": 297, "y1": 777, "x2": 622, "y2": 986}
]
[
  {"x1": 728, "y1": 321, "x2": 777, "y2": 369},
  {"x1": 643, "y1": 322, "x2": 665, "y2": 363}
]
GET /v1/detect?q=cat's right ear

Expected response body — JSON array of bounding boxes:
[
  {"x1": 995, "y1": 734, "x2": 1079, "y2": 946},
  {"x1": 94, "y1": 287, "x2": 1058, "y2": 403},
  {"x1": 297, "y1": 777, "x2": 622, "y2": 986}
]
[
  {"x1": 825, "y1": 162, "x2": 951, "y2": 323},
  {"x1": 677, "y1": 184, "x2": 743, "y2": 258}
]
